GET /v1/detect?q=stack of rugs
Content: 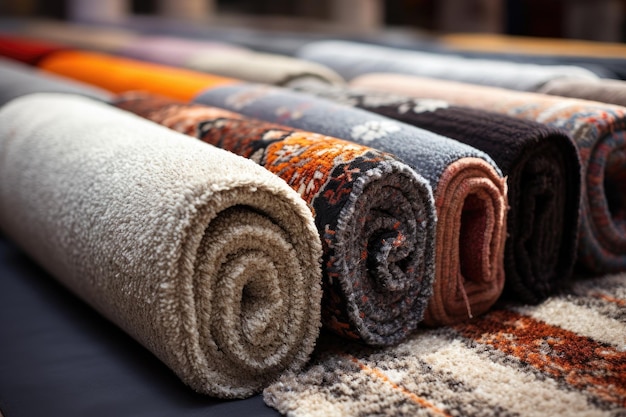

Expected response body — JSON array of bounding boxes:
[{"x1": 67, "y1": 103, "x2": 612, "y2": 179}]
[{"x1": 0, "y1": 22, "x2": 624, "y2": 417}]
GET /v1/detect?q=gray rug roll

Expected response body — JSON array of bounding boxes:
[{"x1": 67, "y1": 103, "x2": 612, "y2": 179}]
[
  {"x1": 185, "y1": 49, "x2": 345, "y2": 86},
  {"x1": 0, "y1": 93, "x2": 323, "y2": 399},
  {"x1": 538, "y1": 78, "x2": 626, "y2": 107},
  {"x1": 297, "y1": 40, "x2": 599, "y2": 91},
  {"x1": 0, "y1": 57, "x2": 112, "y2": 106}
]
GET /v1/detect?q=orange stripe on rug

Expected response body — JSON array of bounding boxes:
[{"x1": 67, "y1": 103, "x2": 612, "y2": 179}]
[
  {"x1": 348, "y1": 355, "x2": 451, "y2": 417},
  {"x1": 592, "y1": 292, "x2": 626, "y2": 308},
  {"x1": 454, "y1": 310, "x2": 626, "y2": 406}
]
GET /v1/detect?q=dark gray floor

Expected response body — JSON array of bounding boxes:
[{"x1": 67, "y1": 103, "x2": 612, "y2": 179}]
[{"x1": 0, "y1": 235, "x2": 280, "y2": 417}]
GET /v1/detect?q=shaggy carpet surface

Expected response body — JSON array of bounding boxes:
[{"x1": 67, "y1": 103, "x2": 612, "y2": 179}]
[
  {"x1": 353, "y1": 74, "x2": 626, "y2": 275},
  {"x1": 0, "y1": 57, "x2": 112, "y2": 106},
  {"x1": 265, "y1": 272, "x2": 626, "y2": 416},
  {"x1": 195, "y1": 83, "x2": 507, "y2": 327},
  {"x1": 114, "y1": 92, "x2": 436, "y2": 346},
  {"x1": 297, "y1": 40, "x2": 599, "y2": 92},
  {"x1": 293, "y1": 83, "x2": 582, "y2": 304},
  {"x1": 0, "y1": 93, "x2": 323, "y2": 399}
]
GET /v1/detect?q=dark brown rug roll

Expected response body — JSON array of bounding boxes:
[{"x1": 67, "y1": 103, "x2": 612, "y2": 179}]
[{"x1": 293, "y1": 84, "x2": 582, "y2": 303}]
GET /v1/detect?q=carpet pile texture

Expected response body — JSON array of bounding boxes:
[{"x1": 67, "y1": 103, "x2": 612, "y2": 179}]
[
  {"x1": 265, "y1": 272, "x2": 626, "y2": 416},
  {"x1": 297, "y1": 40, "x2": 599, "y2": 92},
  {"x1": 115, "y1": 92, "x2": 436, "y2": 346},
  {"x1": 195, "y1": 83, "x2": 508, "y2": 326},
  {"x1": 353, "y1": 74, "x2": 626, "y2": 275},
  {"x1": 294, "y1": 83, "x2": 582, "y2": 304},
  {"x1": 0, "y1": 93, "x2": 324, "y2": 399}
]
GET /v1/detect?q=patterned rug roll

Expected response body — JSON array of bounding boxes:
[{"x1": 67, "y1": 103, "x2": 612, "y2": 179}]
[
  {"x1": 265, "y1": 272, "x2": 626, "y2": 416},
  {"x1": 297, "y1": 40, "x2": 599, "y2": 91},
  {"x1": 194, "y1": 83, "x2": 507, "y2": 326},
  {"x1": 114, "y1": 92, "x2": 437, "y2": 346},
  {"x1": 538, "y1": 78, "x2": 626, "y2": 107},
  {"x1": 293, "y1": 83, "x2": 582, "y2": 304},
  {"x1": 37, "y1": 50, "x2": 237, "y2": 100},
  {"x1": 0, "y1": 93, "x2": 323, "y2": 399},
  {"x1": 353, "y1": 74, "x2": 626, "y2": 274},
  {"x1": 0, "y1": 57, "x2": 112, "y2": 106}
]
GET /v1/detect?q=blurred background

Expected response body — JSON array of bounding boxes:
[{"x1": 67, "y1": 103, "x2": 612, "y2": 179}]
[{"x1": 2, "y1": 0, "x2": 625, "y2": 42}]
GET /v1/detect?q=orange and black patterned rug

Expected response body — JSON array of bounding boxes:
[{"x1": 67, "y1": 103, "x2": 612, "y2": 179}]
[{"x1": 265, "y1": 273, "x2": 626, "y2": 416}]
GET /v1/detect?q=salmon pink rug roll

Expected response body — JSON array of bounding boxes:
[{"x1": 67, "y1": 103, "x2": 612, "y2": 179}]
[
  {"x1": 353, "y1": 74, "x2": 626, "y2": 274},
  {"x1": 119, "y1": 35, "x2": 248, "y2": 68},
  {"x1": 38, "y1": 50, "x2": 238, "y2": 100},
  {"x1": 0, "y1": 93, "x2": 323, "y2": 399},
  {"x1": 114, "y1": 92, "x2": 437, "y2": 345},
  {"x1": 194, "y1": 83, "x2": 508, "y2": 326}
]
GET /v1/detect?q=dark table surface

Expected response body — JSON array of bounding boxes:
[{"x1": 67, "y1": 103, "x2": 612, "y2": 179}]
[{"x1": 0, "y1": 235, "x2": 280, "y2": 417}]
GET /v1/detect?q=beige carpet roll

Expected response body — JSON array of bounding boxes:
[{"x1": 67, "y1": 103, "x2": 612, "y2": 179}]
[
  {"x1": 0, "y1": 93, "x2": 323, "y2": 399},
  {"x1": 538, "y1": 78, "x2": 626, "y2": 107}
]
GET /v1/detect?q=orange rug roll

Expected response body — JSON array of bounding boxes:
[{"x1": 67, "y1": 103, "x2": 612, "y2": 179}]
[{"x1": 38, "y1": 50, "x2": 238, "y2": 101}]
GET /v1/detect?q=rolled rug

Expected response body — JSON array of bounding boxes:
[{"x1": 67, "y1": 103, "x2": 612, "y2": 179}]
[
  {"x1": 194, "y1": 83, "x2": 508, "y2": 326},
  {"x1": 118, "y1": 35, "x2": 249, "y2": 68},
  {"x1": 0, "y1": 93, "x2": 323, "y2": 398},
  {"x1": 185, "y1": 49, "x2": 345, "y2": 87},
  {"x1": 296, "y1": 40, "x2": 599, "y2": 92},
  {"x1": 0, "y1": 57, "x2": 112, "y2": 106},
  {"x1": 538, "y1": 78, "x2": 626, "y2": 107},
  {"x1": 353, "y1": 74, "x2": 626, "y2": 274},
  {"x1": 114, "y1": 92, "x2": 436, "y2": 345},
  {"x1": 37, "y1": 50, "x2": 238, "y2": 101},
  {"x1": 293, "y1": 83, "x2": 582, "y2": 303},
  {"x1": 0, "y1": 33, "x2": 67, "y2": 65}
]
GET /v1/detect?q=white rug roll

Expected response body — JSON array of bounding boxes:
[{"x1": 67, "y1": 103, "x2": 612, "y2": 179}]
[{"x1": 0, "y1": 93, "x2": 323, "y2": 399}]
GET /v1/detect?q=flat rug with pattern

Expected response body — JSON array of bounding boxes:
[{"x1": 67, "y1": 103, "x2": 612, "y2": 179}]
[
  {"x1": 114, "y1": 93, "x2": 436, "y2": 346},
  {"x1": 195, "y1": 83, "x2": 507, "y2": 326},
  {"x1": 353, "y1": 74, "x2": 626, "y2": 275},
  {"x1": 293, "y1": 83, "x2": 582, "y2": 305},
  {"x1": 265, "y1": 273, "x2": 626, "y2": 417}
]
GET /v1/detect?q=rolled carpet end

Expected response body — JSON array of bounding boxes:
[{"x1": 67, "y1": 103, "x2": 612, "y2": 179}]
[
  {"x1": 194, "y1": 83, "x2": 508, "y2": 326},
  {"x1": 352, "y1": 74, "x2": 626, "y2": 274},
  {"x1": 425, "y1": 157, "x2": 507, "y2": 325},
  {"x1": 290, "y1": 83, "x2": 581, "y2": 303},
  {"x1": 0, "y1": 93, "x2": 323, "y2": 398},
  {"x1": 114, "y1": 92, "x2": 437, "y2": 346}
]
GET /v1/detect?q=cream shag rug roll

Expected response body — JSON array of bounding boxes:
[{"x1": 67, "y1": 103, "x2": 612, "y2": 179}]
[{"x1": 0, "y1": 93, "x2": 323, "y2": 399}]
